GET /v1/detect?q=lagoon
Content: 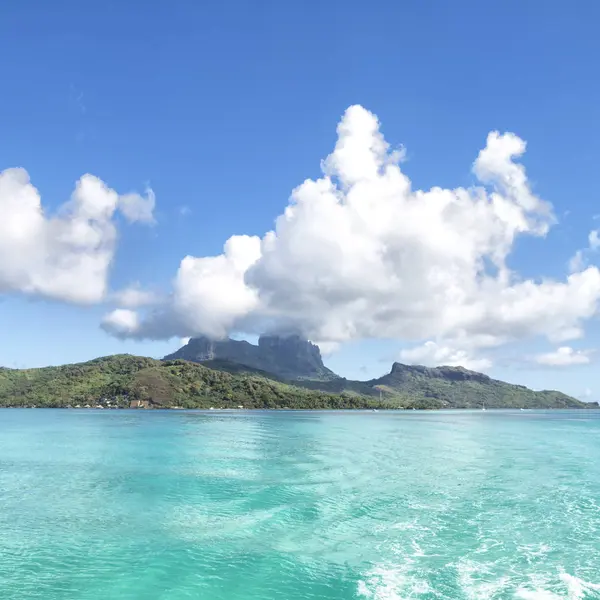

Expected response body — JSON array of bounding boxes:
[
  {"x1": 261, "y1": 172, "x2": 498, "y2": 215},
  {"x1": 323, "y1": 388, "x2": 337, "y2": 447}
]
[{"x1": 1, "y1": 409, "x2": 599, "y2": 599}]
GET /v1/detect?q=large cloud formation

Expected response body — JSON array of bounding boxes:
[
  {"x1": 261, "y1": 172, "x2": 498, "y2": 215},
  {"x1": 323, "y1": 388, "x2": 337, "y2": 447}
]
[
  {"x1": 102, "y1": 105, "x2": 600, "y2": 359},
  {"x1": 0, "y1": 168, "x2": 154, "y2": 304}
]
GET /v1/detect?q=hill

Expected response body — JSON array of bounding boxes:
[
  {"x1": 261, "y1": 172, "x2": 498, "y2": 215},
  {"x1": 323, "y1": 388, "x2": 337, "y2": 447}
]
[
  {"x1": 0, "y1": 355, "x2": 393, "y2": 410},
  {"x1": 364, "y1": 363, "x2": 588, "y2": 409}
]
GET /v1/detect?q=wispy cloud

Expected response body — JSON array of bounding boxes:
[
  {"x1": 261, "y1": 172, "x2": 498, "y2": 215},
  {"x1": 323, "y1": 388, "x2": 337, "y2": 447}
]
[{"x1": 534, "y1": 346, "x2": 593, "y2": 367}]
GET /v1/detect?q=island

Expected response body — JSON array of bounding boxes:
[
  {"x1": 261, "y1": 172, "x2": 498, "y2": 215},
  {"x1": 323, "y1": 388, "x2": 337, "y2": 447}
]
[{"x1": 0, "y1": 335, "x2": 594, "y2": 409}]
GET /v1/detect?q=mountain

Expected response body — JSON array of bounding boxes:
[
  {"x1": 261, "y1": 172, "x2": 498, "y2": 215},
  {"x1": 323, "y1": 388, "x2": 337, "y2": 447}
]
[
  {"x1": 365, "y1": 362, "x2": 586, "y2": 409},
  {"x1": 164, "y1": 334, "x2": 337, "y2": 381},
  {"x1": 0, "y1": 355, "x2": 390, "y2": 410},
  {"x1": 163, "y1": 335, "x2": 592, "y2": 409},
  {"x1": 0, "y1": 345, "x2": 592, "y2": 410}
]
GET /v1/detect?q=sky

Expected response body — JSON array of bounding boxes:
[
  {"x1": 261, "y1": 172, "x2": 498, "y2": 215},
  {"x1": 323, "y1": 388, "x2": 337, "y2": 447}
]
[{"x1": 2, "y1": 0, "x2": 600, "y2": 400}]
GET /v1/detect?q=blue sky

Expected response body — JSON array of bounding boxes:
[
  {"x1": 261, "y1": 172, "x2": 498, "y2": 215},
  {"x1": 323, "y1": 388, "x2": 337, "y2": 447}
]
[{"x1": 1, "y1": 0, "x2": 600, "y2": 399}]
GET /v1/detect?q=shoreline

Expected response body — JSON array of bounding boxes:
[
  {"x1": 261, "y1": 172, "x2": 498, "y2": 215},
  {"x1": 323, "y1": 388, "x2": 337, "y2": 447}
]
[{"x1": 1, "y1": 406, "x2": 598, "y2": 411}]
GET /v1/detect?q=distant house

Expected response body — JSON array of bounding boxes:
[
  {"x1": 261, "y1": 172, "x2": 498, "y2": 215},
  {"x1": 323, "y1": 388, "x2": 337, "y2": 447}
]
[{"x1": 129, "y1": 399, "x2": 150, "y2": 409}]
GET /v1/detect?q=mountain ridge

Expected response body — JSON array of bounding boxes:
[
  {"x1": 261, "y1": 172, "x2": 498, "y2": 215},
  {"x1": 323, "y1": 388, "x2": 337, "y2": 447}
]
[
  {"x1": 366, "y1": 361, "x2": 583, "y2": 409},
  {"x1": 162, "y1": 335, "x2": 594, "y2": 409},
  {"x1": 0, "y1": 353, "x2": 592, "y2": 410},
  {"x1": 0, "y1": 355, "x2": 389, "y2": 410}
]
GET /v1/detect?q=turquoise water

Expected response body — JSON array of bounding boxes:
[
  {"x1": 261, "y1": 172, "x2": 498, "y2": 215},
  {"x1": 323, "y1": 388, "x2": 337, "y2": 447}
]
[{"x1": 1, "y1": 410, "x2": 600, "y2": 599}]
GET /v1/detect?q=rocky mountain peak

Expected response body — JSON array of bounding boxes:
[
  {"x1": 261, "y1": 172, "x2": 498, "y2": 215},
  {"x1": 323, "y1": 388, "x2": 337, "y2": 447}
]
[{"x1": 164, "y1": 334, "x2": 336, "y2": 381}]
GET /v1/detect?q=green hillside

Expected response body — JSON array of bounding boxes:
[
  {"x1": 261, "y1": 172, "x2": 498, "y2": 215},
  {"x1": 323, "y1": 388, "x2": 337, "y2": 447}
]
[
  {"x1": 363, "y1": 363, "x2": 588, "y2": 409},
  {"x1": 0, "y1": 354, "x2": 592, "y2": 410},
  {"x1": 0, "y1": 355, "x2": 395, "y2": 410}
]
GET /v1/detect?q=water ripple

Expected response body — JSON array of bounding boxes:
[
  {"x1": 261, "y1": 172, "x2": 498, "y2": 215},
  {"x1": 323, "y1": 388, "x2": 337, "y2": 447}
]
[{"x1": 1, "y1": 409, "x2": 600, "y2": 599}]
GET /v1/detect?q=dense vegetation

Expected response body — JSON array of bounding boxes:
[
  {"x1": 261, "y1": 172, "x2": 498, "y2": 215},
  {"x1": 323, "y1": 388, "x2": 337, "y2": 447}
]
[
  {"x1": 213, "y1": 360, "x2": 591, "y2": 409},
  {"x1": 0, "y1": 355, "x2": 401, "y2": 410},
  {"x1": 0, "y1": 354, "x2": 592, "y2": 410},
  {"x1": 362, "y1": 363, "x2": 588, "y2": 409},
  {"x1": 167, "y1": 336, "x2": 593, "y2": 409}
]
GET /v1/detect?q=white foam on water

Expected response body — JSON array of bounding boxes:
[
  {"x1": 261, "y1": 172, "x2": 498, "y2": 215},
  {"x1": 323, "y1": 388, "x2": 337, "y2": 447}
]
[
  {"x1": 356, "y1": 564, "x2": 431, "y2": 600},
  {"x1": 411, "y1": 540, "x2": 425, "y2": 557},
  {"x1": 390, "y1": 522, "x2": 422, "y2": 531},
  {"x1": 517, "y1": 543, "x2": 552, "y2": 564},
  {"x1": 515, "y1": 573, "x2": 600, "y2": 600},
  {"x1": 456, "y1": 558, "x2": 511, "y2": 600},
  {"x1": 357, "y1": 567, "x2": 600, "y2": 600},
  {"x1": 516, "y1": 589, "x2": 562, "y2": 600}
]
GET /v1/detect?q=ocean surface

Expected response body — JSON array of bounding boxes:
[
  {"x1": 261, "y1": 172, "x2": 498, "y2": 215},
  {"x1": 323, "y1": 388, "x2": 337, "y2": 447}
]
[{"x1": 1, "y1": 410, "x2": 600, "y2": 600}]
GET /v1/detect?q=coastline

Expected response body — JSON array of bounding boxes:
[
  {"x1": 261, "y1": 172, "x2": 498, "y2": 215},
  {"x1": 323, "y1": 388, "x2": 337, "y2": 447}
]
[{"x1": 1, "y1": 406, "x2": 598, "y2": 411}]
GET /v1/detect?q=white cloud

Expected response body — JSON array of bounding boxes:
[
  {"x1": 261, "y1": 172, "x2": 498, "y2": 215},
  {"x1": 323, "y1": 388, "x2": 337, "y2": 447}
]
[
  {"x1": 313, "y1": 341, "x2": 341, "y2": 356},
  {"x1": 568, "y1": 229, "x2": 600, "y2": 273},
  {"x1": 118, "y1": 189, "x2": 155, "y2": 224},
  {"x1": 101, "y1": 309, "x2": 140, "y2": 336},
  {"x1": 0, "y1": 168, "x2": 155, "y2": 304},
  {"x1": 101, "y1": 105, "x2": 600, "y2": 351},
  {"x1": 569, "y1": 250, "x2": 585, "y2": 273},
  {"x1": 170, "y1": 235, "x2": 262, "y2": 339},
  {"x1": 534, "y1": 346, "x2": 592, "y2": 367},
  {"x1": 399, "y1": 341, "x2": 492, "y2": 371},
  {"x1": 112, "y1": 283, "x2": 158, "y2": 308}
]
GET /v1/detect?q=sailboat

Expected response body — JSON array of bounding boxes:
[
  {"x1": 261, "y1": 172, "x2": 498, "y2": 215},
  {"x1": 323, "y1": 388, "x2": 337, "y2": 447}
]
[{"x1": 481, "y1": 402, "x2": 486, "y2": 411}]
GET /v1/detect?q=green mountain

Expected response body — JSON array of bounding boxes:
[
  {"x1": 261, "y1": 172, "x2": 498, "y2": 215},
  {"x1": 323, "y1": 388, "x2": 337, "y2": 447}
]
[
  {"x1": 0, "y1": 345, "x2": 593, "y2": 410},
  {"x1": 364, "y1": 362, "x2": 587, "y2": 409},
  {"x1": 0, "y1": 355, "x2": 392, "y2": 410},
  {"x1": 164, "y1": 335, "x2": 338, "y2": 381},
  {"x1": 163, "y1": 336, "x2": 593, "y2": 409}
]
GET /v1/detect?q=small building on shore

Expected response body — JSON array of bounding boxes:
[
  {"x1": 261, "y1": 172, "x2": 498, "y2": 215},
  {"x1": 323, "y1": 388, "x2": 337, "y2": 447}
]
[{"x1": 129, "y1": 399, "x2": 150, "y2": 409}]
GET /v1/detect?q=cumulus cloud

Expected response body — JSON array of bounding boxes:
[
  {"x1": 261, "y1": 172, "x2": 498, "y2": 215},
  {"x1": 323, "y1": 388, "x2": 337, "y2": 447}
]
[
  {"x1": 101, "y1": 105, "x2": 600, "y2": 351},
  {"x1": 171, "y1": 235, "x2": 262, "y2": 339},
  {"x1": 534, "y1": 346, "x2": 592, "y2": 367},
  {"x1": 101, "y1": 308, "x2": 140, "y2": 336},
  {"x1": 0, "y1": 168, "x2": 154, "y2": 304},
  {"x1": 399, "y1": 341, "x2": 492, "y2": 371},
  {"x1": 112, "y1": 283, "x2": 158, "y2": 308}
]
